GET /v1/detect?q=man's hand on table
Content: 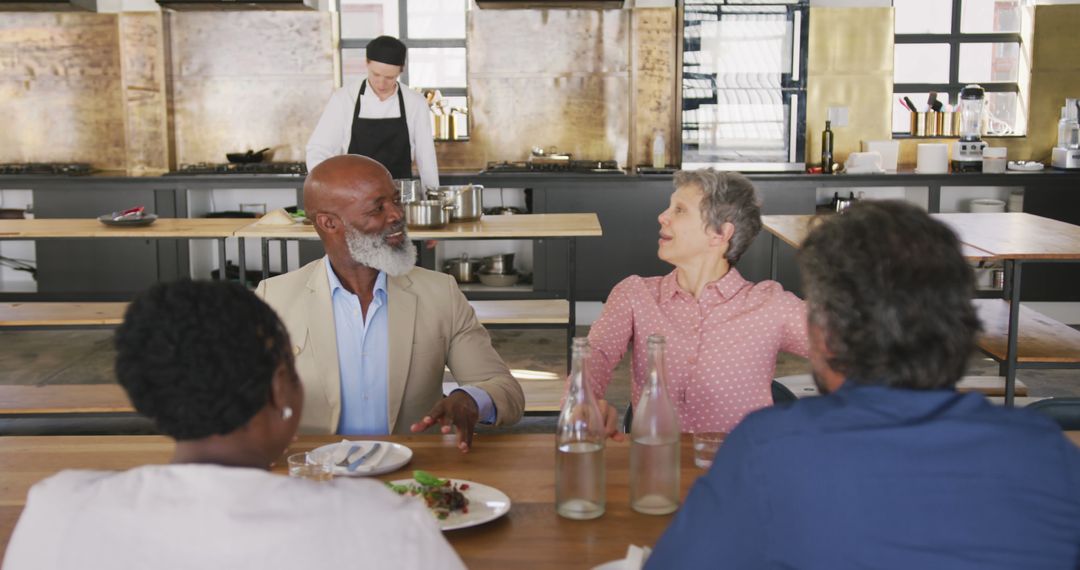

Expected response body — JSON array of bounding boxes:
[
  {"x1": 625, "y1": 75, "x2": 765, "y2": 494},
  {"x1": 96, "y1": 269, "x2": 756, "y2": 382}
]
[{"x1": 410, "y1": 391, "x2": 480, "y2": 453}]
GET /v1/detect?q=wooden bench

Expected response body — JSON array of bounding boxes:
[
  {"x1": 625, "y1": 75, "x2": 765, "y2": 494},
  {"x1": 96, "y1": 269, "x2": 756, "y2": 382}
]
[
  {"x1": 0, "y1": 300, "x2": 569, "y2": 328},
  {"x1": 974, "y1": 299, "x2": 1080, "y2": 364},
  {"x1": 0, "y1": 384, "x2": 135, "y2": 417}
]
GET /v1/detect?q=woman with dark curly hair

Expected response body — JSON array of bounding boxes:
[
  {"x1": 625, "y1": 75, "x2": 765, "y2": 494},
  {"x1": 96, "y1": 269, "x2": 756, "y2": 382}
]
[
  {"x1": 586, "y1": 169, "x2": 810, "y2": 438},
  {"x1": 3, "y1": 280, "x2": 463, "y2": 570}
]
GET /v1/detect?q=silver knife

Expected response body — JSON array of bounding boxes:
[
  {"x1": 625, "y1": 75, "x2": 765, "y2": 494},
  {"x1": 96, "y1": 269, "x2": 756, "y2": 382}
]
[{"x1": 347, "y1": 443, "x2": 381, "y2": 472}]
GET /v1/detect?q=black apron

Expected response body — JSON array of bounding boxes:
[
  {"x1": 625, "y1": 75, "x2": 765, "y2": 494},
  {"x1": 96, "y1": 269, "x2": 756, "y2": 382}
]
[{"x1": 347, "y1": 80, "x2": 413, "y2": 179}]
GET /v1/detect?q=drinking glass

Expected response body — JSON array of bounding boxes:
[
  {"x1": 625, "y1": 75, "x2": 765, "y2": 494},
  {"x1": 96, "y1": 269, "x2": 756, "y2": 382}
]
[
  {"x1": 287, "y1": 452, "x2": 333, "y2": 481},
  {"x1": 691, "y1": 432, "x2": 727, "y2": 469}
]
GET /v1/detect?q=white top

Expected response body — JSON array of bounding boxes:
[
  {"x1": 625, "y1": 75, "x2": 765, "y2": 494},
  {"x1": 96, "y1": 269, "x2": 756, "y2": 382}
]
[
  {"x1": 306, "y1": 77, "x2": 440, "y2": 189},
  {"x1": 2, "y1": 464, "x2": 465, "y2": 570}
]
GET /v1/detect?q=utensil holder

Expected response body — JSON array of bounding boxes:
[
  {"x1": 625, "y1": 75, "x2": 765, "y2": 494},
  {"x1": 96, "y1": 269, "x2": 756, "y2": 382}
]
[{"x1": 909, "y1": 111, "x2": 958, "y2": 137}]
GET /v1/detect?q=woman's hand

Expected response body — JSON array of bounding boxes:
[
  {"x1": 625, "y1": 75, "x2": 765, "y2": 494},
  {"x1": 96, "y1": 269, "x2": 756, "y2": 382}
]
[{"x1": 597, "y1": 398, "x2": 625, "y2": 442}]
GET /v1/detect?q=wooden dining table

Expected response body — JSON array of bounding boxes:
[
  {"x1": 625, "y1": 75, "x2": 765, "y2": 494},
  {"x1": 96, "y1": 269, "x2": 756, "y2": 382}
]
[
  {"x1": 0, "y1": 434, "x2": 699, "y2": 569},
  {"x1": 2, "y1": 432, "x2": 1079, "y2": 567}
]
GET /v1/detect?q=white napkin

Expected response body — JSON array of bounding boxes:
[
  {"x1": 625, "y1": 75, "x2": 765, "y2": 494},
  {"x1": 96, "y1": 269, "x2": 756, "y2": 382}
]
[
  {"x1": 624, "y1": 545, "x2": 652, "y2": 570},
  {"x1": 352, "y1": 442, "x2": 391, "y2": 473}
]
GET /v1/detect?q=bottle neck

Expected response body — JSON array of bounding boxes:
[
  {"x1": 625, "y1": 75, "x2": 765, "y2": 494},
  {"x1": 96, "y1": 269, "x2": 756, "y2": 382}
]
[{"x1": 646, "y1": 344, "x2": 666, "y2": 393}]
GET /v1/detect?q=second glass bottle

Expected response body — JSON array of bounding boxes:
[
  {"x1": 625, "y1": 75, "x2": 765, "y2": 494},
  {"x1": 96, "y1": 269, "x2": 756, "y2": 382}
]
[{"x1": 630, "y1": 334, "x2": 681, "y2": 515}]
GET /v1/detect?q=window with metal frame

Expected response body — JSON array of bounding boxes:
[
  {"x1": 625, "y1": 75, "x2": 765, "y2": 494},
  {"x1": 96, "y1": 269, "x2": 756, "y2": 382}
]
[
  {"x1": 893, "y1": 0, "x2": 1024, "y2": 137},
  {"x1": 337, "y1": 0, "x2": 468, "y2": 127}
]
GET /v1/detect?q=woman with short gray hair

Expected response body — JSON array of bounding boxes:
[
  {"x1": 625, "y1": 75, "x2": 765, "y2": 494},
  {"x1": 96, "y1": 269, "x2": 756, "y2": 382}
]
[{"x1": 584, "y1": 169, "x2": 810, "y2": 437}]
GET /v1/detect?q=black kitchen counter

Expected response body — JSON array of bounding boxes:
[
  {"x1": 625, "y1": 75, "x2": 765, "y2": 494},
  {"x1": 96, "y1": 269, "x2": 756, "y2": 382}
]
[
  {"x1": 3, "y1": 168, "x2": 1079, "y2": 187},
  {"x1": 4, "y1": 167, "x2": 1079, "y2": 304}
]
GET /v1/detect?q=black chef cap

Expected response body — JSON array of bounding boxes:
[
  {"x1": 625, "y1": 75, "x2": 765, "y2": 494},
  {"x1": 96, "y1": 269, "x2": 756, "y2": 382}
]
[{"x1": 366, "y1": 36, "x2": 407, "y2": 67}]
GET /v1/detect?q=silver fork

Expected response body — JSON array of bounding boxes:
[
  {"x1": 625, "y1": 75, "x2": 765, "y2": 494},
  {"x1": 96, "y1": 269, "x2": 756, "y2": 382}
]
[{"x1": 336, "y1": 444, "x2": 362, "y2": 468}]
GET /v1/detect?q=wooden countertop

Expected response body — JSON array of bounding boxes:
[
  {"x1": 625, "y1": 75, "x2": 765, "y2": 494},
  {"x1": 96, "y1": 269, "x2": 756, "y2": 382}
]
[
  {"x1": 234, "y1": 213, "x2": 603, "y2": 239},
  {"x1": 761, "y1": 214, "x2": 999, "y2": 261},
  {"x1": 934, "y1": 213, "x2": 1080, "y2": 260},
  {"x1": 0, "y1": 218, "x2": 250, "y2": 239}
]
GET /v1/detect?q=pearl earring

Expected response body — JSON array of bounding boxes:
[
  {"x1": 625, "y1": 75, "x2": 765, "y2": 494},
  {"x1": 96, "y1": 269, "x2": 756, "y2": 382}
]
[{"x1": 281, "y1": 406, "x2": 293, "y2": 421}]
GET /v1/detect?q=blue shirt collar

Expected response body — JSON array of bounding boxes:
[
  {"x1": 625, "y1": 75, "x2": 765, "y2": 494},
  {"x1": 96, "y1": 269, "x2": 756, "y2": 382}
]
[{"x1": 325, "y1": 256, "x2": 387, "y2": 299}]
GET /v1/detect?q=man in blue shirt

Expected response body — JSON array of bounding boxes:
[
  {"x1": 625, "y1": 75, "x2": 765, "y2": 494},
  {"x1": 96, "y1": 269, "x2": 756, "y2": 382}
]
[
  {"x1": 647, "y1": 200, "x2": 1080, "y2": 569},
  {"x1": 256, "y1": 155, "x2": 524, "y2": 451}
]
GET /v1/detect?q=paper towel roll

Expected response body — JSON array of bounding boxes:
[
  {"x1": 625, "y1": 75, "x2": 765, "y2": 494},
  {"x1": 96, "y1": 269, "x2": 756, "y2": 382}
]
[{"x1": 916, "y1": 143, "x2": 950, "y2": 174}]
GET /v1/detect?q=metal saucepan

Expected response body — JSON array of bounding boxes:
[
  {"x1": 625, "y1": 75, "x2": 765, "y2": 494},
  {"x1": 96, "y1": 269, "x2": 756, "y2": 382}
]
[
  {"x1": 482, "y1": 253, "x2": 515, "y2": 275},
  {"x1": 405, "y1": 200, "x2": 452, "y2": 229},
  {"x1": 428, "y1": 184, "x2": 483, "y2": 222},
  {"x1": 226, "y1": 147, "x2": 271, "y2": 163},
  {"x1": 443, "y1": 254, "x2": 485, "y2": 283}
]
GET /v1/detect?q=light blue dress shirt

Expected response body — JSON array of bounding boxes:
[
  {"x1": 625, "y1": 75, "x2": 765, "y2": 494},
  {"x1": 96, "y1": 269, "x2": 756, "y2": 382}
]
[{"x1": 325, "y1": 259, "x2": 496, "y2": 435}]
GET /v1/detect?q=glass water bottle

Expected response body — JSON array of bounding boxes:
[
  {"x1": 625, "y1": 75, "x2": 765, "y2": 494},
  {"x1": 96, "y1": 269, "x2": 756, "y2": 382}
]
[
  {"x1": 556, "y1": 337, "x2": 606, "y2": 520},
  {"x1": 630, "y1": 334, "x2": 681, "y2": 515}
]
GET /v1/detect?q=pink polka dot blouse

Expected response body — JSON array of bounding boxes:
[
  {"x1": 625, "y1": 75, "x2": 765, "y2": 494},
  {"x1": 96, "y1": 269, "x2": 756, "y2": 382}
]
[{"x1": 586, "y1": 268, "x2": 810, "y2": 433}]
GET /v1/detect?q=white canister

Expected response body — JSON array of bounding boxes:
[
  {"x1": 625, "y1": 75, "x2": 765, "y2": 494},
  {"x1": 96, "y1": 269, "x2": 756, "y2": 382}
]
[
  {"x1": 916, "y1": 143, "x2": 950, "y2": 174},
  {"x1": 982, "y1": 147, "x2": 1007, "y2": 173},
  {"x1": 1008, "y1": 191, "x2": 1024, "y2": 212},
  {"x1": 970, "y1": 198, "x2": 1006, "y2": 213}
]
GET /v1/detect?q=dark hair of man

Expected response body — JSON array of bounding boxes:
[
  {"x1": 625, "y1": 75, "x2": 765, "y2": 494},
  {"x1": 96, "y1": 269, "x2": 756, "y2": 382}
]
[
  {"x1": 797, "y1": 200, "x2": 981, "y2": 390},
  {"x1": 114, "y1": 280, "x2": 292, "y2": 440}
]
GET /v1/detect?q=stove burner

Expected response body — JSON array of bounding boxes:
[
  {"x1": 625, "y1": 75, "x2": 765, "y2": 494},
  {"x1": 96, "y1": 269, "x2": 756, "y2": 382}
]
[
  {"x1": 169, "y1": 162, "x2": 307, "y2": 176},
  {"x1": 484, "y1": 160, "x2": 623, "y2": 174},
  {"x1": 0, "y1": 163, "x2": 93, "y2": 176}
]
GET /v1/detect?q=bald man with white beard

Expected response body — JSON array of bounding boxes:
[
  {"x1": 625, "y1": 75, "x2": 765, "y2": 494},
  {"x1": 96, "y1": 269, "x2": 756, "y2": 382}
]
[{"x1": 255, "y1": 155, "x2": 523, "y2": 451}]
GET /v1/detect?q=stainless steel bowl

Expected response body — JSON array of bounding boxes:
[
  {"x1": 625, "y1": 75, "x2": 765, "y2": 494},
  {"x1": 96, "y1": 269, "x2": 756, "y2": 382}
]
[
  {"x1": 482, "y1": 253, "x2": 515, "y2": 275},
  {"x1": 405, "y1": 200, "x2": 451, "y2": 229},
  {"x1": 478, "y1": 271, "x2": 519, "y2": 287},
  {"x1": 443, "y1": 255, "x2": 484, "y2": 283}
]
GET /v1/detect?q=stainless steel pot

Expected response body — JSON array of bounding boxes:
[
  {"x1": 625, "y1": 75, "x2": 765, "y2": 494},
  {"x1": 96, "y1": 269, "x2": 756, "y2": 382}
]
[
  {"x1": 482, "y1": 253, "x2": 515, "y2": 275},
  {"x1": 443, "y1": 254, "x2": 484, "y2": 283},
  {"x1": 405, "y1": 200, "x2": 451, "y2": 229},
  {"x1": 429, "y1": 184, "x2": 483, "y2": 222}
]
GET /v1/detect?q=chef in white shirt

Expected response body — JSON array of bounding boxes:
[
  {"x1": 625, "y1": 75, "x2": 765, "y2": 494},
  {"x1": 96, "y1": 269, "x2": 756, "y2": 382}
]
[{"x1": 306, "y1": 35, "x2": 439, "y2": 189}]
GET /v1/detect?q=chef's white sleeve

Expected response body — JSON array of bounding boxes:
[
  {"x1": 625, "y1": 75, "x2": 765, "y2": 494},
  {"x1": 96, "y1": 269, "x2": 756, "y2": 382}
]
[{"x1": 306, "y1": 87, "x2": 352, "y2": 172}]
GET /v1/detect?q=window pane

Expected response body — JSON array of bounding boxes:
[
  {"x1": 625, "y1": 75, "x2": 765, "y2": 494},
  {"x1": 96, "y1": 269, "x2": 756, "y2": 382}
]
[
  {"x1": 407, "y1": 0, "x2": 466, "y2": 40},
  {"x1": 341, "y1": 0, "x2": 398, "y2": 40},
  {"x1": 985, "y1": 91, "x2": 1022, "y2": 136},
  {"x1": 961, "y1": 0, "x2": 1021, "y2": 33},
  {"x1": 342, "y1": 48, "x2": 367, "y2": 77},
  {"x1": 894, "y1": 44, "x2": 950, "y2": 83},
  {"x1": 959, "y1": 42, "x2": 1019, "y2": 83},
  {"x1": 407, "y1": 48, "x2": 466, "y2": 89},
  {"x1": 893, "y1": 92, "x2": 929, "y2": 133},
  {"x1": 895, "y1": 0, "x2": 952, "y2": 34}
]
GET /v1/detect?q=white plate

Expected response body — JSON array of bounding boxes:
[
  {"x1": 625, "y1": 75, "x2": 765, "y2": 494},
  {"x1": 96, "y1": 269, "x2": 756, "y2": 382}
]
[
  {"x1": 592, "y1": 561, "x2": 626, "y2": 570},
  {"x1": 389, "y1": 478, "x2": 511, "y2": 531},
  {"x1": 309, "y1": 441, "x2": 412, "y2": 477}
]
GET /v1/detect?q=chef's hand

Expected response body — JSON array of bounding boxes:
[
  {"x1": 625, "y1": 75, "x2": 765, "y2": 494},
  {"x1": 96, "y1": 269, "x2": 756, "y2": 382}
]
[
  {"x1": 425, "y1": 240, "x2": 437, "y2": 250},
  {"x1": 597, "y1": 398, "x2": 625, "y2": 442},
  {"x1": 411, "y1": 391, "x2": 480, "y2": 453}
]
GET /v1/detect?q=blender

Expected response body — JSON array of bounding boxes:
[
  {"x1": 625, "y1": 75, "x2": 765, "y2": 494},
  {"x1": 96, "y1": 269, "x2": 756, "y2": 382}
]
[
  {"x1": 1051, "y1": 98, "x2": 1080, "y2": 170},
  {"x1": 951, "y1": 85, "x2": 987, "y2": 173}
]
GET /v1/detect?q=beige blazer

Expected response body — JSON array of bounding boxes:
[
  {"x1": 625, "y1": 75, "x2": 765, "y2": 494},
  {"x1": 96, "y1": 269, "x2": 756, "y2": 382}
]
[{"x1": 255, "y1": 258, "x2": 524, "y2": 434}]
